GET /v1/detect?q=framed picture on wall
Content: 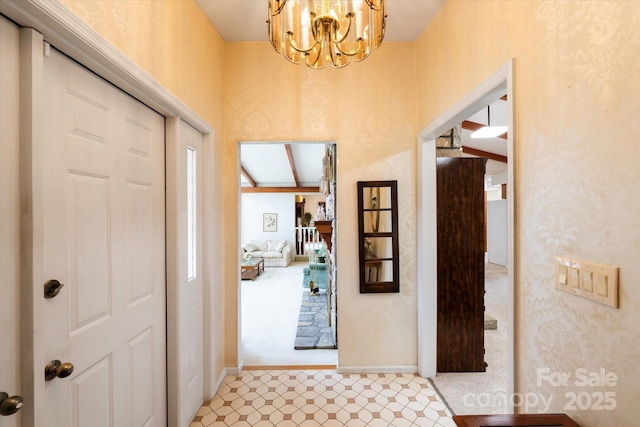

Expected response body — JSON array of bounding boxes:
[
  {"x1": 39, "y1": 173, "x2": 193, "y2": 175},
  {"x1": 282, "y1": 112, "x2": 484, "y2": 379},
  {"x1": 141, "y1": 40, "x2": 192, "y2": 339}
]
[{"x1": 263, "y1": 213, "x2": 277, "y2": 232}]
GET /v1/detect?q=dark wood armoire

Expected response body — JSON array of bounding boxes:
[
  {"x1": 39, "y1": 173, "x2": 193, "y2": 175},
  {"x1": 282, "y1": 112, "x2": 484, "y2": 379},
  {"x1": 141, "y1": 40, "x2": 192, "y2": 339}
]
[{"x1": 436, "y1": 157, "x2": 487, "y2": 372}]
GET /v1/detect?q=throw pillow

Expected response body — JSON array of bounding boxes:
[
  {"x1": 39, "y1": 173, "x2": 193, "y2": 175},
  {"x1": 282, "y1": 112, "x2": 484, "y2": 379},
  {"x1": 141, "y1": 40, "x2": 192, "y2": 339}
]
[
  {"x1": 276, "y1": 240, "x2": 287, "y2": 252},
  {"x1": 254, "y1": 240, "x2": 268, "y2": 251},
  {"x1": 243, "y1": 242, "x2": 257, "y2": 252},
  {"x1": 267, "y1": 240, "x2": 278, "y2": 251}
]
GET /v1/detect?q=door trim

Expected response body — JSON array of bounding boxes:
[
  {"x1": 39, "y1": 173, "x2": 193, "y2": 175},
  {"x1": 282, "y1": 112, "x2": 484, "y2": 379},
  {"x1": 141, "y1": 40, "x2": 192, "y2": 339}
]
[
  {"x1": 237, "y1": 141, "x2": 339, "y2": 369},
  {"x1": 18, "y1": 27, "x2": 45, "y2": 427},
  {"x1": 1, "y1": 16, "x2": 24, "y2": 427},
  {"x1": 417, "y1": 59, "x2": 516, "y2": 408},
  {"x1": 166, "y1": 118, "x2": 206, "y2": 426}
]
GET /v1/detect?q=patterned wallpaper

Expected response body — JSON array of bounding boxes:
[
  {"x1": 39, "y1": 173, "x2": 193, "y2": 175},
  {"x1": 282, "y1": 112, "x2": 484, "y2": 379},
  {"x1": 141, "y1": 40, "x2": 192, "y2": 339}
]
[
  {"x1": 62, "y1": 0, "x2": 225, "y2": 130},
  {"x1": 59, "y1": 1, "x2": 640, "y2": 424},
  {"x1": 417, "y1": 1, "x2": 640, "y2": 425},
  {"x1": 223, "y1": 42, "x2": 420, "y2": 368}
]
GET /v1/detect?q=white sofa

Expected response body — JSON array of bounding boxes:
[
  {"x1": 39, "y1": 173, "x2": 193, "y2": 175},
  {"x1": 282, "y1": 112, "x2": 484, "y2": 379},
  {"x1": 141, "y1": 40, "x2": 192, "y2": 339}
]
[{"x1": 243, "y1": 239, "x2": 292, "y2": 267}]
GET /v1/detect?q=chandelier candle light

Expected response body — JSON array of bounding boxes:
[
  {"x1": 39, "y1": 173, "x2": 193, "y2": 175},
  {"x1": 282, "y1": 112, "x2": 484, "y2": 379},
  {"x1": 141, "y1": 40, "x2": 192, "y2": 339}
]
[{"x1": 268, "y1": 0, "x2": 386, "y2": 69}]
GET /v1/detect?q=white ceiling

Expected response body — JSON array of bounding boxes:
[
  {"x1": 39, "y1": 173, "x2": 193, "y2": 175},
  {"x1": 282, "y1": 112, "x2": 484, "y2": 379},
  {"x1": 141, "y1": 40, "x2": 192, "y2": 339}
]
[
  {"x1": 464, "y1": 99, "x2": 508, "y2": 157},
  {"x1": 461, "y1": 98, "x2": 509, "y2": 177},
  {"x1": 194, "y1": 0, "x2": 447, "y2": 42},
  {"x1": 241, "y1": 142, "x2": 327, "y2": 188}
]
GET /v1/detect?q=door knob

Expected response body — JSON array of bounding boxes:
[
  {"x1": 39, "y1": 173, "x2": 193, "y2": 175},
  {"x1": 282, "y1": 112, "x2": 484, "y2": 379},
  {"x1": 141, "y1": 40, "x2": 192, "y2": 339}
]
[
  {"x1": 0, "y1": 392, "x2": 23, "y2": 416},
  {"x1": 43, "y1": 279, "x2": 64, "y2": 298},
  {"x1": 44, "y1": 360, "x2": 74, "y2": 381}
]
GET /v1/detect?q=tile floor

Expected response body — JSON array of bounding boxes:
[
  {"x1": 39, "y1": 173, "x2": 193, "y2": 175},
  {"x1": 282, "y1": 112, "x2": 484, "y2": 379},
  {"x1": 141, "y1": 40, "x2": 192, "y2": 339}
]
[{"x1": 190, "y1": 369, "x2": 455, "y2": 427}]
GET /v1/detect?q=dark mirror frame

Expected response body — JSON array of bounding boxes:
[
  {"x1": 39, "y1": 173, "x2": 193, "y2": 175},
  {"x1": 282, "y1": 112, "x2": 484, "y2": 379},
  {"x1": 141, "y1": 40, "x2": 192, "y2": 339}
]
[{"x1": 357, "y1": 180, "x2": 399, "y2": 293}]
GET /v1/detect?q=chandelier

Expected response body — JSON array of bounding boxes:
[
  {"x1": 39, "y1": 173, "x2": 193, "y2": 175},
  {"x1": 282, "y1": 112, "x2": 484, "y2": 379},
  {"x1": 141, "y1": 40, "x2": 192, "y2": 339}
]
[{"x1": 268, "y1": 0, "x2": 386, "y2": 69}]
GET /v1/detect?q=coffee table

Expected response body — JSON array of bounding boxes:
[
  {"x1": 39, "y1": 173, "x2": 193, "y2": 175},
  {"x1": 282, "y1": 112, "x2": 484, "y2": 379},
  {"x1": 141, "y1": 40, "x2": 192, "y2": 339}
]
[{"x1": 241, "y1": 258, "x2": 264, "y2": 280}]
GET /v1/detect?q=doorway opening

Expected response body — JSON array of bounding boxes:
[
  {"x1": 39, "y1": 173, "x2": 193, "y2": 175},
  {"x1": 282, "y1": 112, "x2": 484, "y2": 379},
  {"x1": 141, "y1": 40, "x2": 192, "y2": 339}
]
[
  {"x1": 417, "y1": 60, "x2": 516, "y2": 413},
  {"x1": 431, "y1": 95, "x2": 510, "y2": 413},
  {"x1": 238, "y1": 141, "x2": 338, "y2": 367}
]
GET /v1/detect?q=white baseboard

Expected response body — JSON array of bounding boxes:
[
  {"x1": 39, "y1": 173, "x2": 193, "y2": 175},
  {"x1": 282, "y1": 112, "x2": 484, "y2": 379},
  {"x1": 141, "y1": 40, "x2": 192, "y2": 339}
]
[
  {"x1": 225, "y1": 365, "x2": 242, "y2": 377},
  {"x1": 210, "y1": 365, "x2": 242, "y2": 398},
  {"x1": 336, "y1": 365, "x2": 419, "y2": 375},
  {"x1": 211, "y1": 371, "x2": 226, "y2": 397}
]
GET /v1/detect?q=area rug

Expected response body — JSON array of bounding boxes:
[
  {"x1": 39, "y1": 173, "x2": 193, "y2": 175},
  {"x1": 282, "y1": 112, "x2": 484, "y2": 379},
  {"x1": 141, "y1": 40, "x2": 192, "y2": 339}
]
[{"x1": 294, "y1": 291, "x2": 336, "y2": 350}]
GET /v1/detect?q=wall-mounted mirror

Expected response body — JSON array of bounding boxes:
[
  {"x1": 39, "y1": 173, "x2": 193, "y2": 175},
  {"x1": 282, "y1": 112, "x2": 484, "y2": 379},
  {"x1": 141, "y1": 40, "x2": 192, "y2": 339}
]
[{"x1": 357, "y1": 181, "x2": 399, "y2": 293}]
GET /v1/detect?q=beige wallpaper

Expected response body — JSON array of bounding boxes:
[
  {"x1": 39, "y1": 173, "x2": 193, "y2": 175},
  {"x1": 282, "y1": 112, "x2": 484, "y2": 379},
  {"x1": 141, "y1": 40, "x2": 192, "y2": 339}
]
[
  {"x1": 223, "y1": 42, "x2": 420, "y2": 368},
  {"x1": 61, "y1": 0, "x2": 225, "y2": 129},
  {"x1": 56, "y1": 1, "x2": 640, "y2": 424},
  {"x1": 416, "y1": 1, "x2": 640, "y2": 425}
]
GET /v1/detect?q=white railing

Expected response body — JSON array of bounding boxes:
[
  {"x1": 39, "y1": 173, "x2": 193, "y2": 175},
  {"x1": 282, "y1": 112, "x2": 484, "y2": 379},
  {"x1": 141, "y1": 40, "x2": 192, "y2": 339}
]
[{"x1": 294, "y1": 226, "x2": 323, "y2": 257}]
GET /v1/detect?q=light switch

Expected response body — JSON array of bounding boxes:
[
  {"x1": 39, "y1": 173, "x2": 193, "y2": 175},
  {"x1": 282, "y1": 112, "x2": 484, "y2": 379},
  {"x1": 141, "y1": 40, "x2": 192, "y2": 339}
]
[
  {"x1": 569, "y1": 268, "x2": 579, "y2": 288},
  {"x1": 596, "y1": 274, "x2": 608, "y2": 297},
  {"x1": 582, "y1": 271, "x2": 593, "y2": 292},
  {"x1": 558, "y1": 265, "x2": 568, "y2": 285},
  {"x1": 555, "y1": 256, "x2": 618, "y2": 308}
]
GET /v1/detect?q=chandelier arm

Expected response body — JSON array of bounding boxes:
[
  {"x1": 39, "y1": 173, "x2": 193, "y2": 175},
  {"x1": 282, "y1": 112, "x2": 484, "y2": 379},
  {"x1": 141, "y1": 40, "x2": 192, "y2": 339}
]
[
  {"x1": 285, "y1": 31, "x2": 318, "y2": 54},
  {"x1": 330, "y1": 13, "x2": 353, "y2": 44},
  {"x1": 329, "y1": 48, "x2": 340, "y2": 67},
  {"x1": 333, "y1": 38, "x2": 363, "y2": 57},
  {"x1": 328, "y1": 44, "x2": 349, "y2": 68},
  {"x1": 363, "y1": 0, "x2": 383, "y2": 12},
  {"x1": 305, "y1": 45, "x2": 323, "y2": 68},
  {"x1": 311, "y1": 16, "x2": 325, "y2": 45},
  {"x1": 269, "y1": 0, "x2": 288, "y2": 16}
]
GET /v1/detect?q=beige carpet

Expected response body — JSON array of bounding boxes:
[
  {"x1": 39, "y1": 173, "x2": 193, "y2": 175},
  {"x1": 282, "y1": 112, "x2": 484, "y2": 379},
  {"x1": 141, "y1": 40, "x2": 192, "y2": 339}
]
[
  {"x1": 241, "y1": 261, "x2": 338, "y2": 366},
  {"x1": 430, "y1": 262, "x2": 509, "y2": 415}
]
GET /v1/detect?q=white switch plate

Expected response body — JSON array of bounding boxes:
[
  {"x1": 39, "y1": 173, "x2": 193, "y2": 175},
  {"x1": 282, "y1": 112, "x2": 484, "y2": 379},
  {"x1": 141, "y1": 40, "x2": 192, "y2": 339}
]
[
  {"x1": 582, "y1": 270, "x2": 593, "y2": 292},
  {"x1": 555, "y1": 256, "x2": 619, "y2": 308},
  {"x1": 568, "y1": 268, "x2": 579, "y2": 288}
]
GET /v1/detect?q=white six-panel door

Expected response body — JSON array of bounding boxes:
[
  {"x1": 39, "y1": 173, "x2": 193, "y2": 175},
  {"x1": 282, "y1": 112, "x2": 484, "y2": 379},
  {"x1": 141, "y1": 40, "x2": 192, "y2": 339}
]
[{"x1": 41, "y1": 47, "x2": 166, "y2": 426}]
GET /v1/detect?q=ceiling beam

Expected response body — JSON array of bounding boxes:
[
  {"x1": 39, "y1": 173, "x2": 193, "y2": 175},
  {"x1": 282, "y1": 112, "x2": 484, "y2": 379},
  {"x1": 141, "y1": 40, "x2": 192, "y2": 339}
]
[
  {"x1": 461, "y1": 120, "x2": 508, "y2": 140},
  {"x1": 461, "y1": 120, "x2": 483, "y2": 132},
  {"x1": 462, "y1": 146, "x2": 508, "y2": 164},
  {"x1": 241, "y1": 186, "x2": 320, "y2": 194},
  {"x1": 240, "y1": 165, "x2": 257, "y2": 187},
  {"x1": 284, "y1": 144, "x2": 300, "y2": 187}
]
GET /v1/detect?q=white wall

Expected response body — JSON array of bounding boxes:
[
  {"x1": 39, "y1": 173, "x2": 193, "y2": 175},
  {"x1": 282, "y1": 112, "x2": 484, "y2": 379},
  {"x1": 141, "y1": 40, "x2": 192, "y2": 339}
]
[
  {"x1": 487, "y1": 199, "x2": 507, "y2": 266},
  {"x1": 241, "y1": 193, "x2": 295, "y2": 245},
  {"x1": 486, "y1": 186, "x2": 502, "y2": 201}
]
